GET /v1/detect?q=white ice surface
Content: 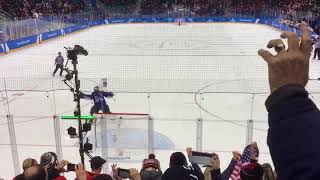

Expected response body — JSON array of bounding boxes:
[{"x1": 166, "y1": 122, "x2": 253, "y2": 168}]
[{"x1": 1, "y1": 23, "x2": 320, "y2": 179}]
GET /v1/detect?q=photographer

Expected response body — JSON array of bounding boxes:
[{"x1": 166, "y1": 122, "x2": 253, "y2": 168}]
[
  {"x1": 186, "y1": 147, "x2": 239, "y2": 180},
  {"x1": 162, "y1": 151, "x2": 203, "y2": 180},
  {"x1": 40, "y1": 152, "x2": 68, "y2": 180}
]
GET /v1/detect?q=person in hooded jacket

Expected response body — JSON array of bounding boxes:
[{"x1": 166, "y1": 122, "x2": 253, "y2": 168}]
[{"x1": 162, "y1": 152, "x2": 204, "y2": 180}]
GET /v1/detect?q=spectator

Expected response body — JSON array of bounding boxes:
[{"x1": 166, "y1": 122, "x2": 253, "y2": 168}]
[
  {"x1": 23, "y1": 165, "x2": 47, "y2": 180},
  {"x1": 14, "y1": 158, "x2": 38, "y2": 180},
  {"x1": 75, "y1": 164, "x2": 86, "y2": 180},
  {"x1": 162, "y1": 151, "x2": 203, "y2": 180},
  {"x1": 140, "y1": 154, "x2": 162, "y2": 180},
  {"x1": 40, "y1": 152, "x2": 68, "y2": 180},
  {"x1": 238, "y1": 143, "x2": 264, "y2": 180},
  {"x1": 261, "y1": 163, "x2": 276, "y2": 180},
  {"x1": 93, "y1": 174, "x2": 113, "y2": 180},
  {"x1": 112, "y1": 164, "x2": 141, "y2": 180},
  {"x1": 240, "y1": 162, "x2": 264, "y2": 180},
  {"x1": 258, "y1": 22, "x2": 320, "y2": 179},
  {"x1": 75, "y1": 156, "x2": 106, "y2": 180},
  {"x1": 186, "y1": 147, "x2": 239, "y2": 180}
]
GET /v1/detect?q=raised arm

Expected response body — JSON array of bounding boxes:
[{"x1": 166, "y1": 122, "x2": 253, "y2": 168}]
[
  {"x1": 221, "y1": 152, "x2": 239, "y2": 180},
  {"x1": 259, "y1": 22, "x2": 320, "y2": 179},
  {"x1": 79, "y1": 92, "x2": 93, "y2": 100},
  {"x1": 103, "y1": 91, "x2": 114, "y2": 98}
]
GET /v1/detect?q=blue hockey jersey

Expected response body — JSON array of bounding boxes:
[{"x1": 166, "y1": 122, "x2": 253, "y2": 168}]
[{"x1": 81, "y1": 91, "x2": 113, "y2": 110}]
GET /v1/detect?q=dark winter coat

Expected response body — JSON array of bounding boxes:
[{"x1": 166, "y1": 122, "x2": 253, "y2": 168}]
[
  {"x1": 266, "y1": 85, "x2": 320, "y2": 180},
  {"x1": 140, "y1": 169, "x2": 162, "y2": 180}
]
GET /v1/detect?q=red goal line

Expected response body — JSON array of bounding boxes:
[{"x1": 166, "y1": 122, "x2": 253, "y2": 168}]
[{"x1": 93, "y1": 112, "x2": 150, "y2": 116}]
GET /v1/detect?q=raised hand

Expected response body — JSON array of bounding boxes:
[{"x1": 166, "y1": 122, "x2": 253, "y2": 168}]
[{"x1": 258, "y1": 22, "x2": 312, "y2": 93}]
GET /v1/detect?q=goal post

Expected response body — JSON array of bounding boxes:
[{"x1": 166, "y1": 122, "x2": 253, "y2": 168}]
[{"x1": 92, "y1": 112, "x2": 152, "y2": 172}]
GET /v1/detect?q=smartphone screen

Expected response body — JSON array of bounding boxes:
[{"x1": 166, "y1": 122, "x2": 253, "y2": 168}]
[
  {"x1": 118, "y1": 168, "x2": 130, "y2": 178},
  {"x1": 67, "y1": 164, "x2": 77, "y2": 171}
]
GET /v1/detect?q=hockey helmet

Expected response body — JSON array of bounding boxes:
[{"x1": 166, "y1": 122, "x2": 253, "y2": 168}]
[{"x1": 94, "y1": 86, "x2": 100, "y2": 92}]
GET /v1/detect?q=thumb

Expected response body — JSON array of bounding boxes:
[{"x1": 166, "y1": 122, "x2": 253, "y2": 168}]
[{"x1": 258, "y1": 49, "x2": 275, "y2": 64}]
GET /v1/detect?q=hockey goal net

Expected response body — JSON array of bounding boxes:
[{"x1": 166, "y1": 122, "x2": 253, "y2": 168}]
[{"x1": 92, "y1": 112, "x2": 151, "y2": 172}]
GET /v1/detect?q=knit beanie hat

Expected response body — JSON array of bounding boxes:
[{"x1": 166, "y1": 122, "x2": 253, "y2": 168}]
[
  {"x1": 169, "y1": 152, "x2": 187, "y2": 167},
  {"x1": 40, "y1": 152, "x2": 57, "y2": 169},
  {"x1": 142, "y1": 154, "x2": 160, "y2": 170}
]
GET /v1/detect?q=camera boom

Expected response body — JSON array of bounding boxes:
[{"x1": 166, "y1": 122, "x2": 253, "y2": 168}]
[{"x1": 62, "y1": 45, "x2": 89, "y2": 165}]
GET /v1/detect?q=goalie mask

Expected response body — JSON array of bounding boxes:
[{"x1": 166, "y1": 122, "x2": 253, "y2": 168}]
[{"x1": 94, "y1": 86, "x2": 100, "y2": 92}]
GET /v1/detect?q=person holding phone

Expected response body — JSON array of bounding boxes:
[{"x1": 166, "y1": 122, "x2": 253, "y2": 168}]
[
  {"x1": 111, "y1": 164, "x2": 141, "y2": 180},
  {"x1": 162, "y1": 151, "x2": 204, "y2": 180},
  {"x1": 186, "y1": 147, "x2": 239, "y2": 180},
  {"x1": 74, "y1": 156, "x2": 106, "y2": 180},
  {"x1": 75, "y1": 164, "x2": 112, "y2": 180},
  {"x1": 40, "y1": 152, "x2": 68, "y2": 180}
]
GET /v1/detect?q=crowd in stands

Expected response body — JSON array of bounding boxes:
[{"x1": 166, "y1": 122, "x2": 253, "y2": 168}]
[
  {"x1": 0, "y1": 0, "x2": 319, "y2": 18},
  {"x1": 12, "y1": 142, "x2": 278, "y2": 180},
  {"x1": 0, "y1": 0, "x2": 85, "y2": 18},
  {"x1": 101, "y1": 0, "x2": 137, "y2": 14}
]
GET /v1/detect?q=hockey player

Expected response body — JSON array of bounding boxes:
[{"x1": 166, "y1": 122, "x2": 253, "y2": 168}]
[{"x1": 80, "y1": 86, "x2": 114, "y2": 115}]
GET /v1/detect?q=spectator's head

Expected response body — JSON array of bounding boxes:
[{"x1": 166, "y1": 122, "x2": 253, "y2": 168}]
[
  {"x1": 23, "y1": 165, "x2": 47, "y2": 180},
  {"x1": 142, "y1": 154, "x2": 160, "y2": 170},
  {"x1": 90, "y1": 156, "x2": 106, "y2": 173},
  {"x1": 169, "y1": 152, "x2": 187, "y2": 168},
  {"x1": 148, "y1": 153, "x2": 156, "y2": 159},
  {"x1": 261, "y1": 163, "x2": 276, "y2": 180},
  {"x1": 40, "y1": 152, "x2": 58, "y2": 169},
  {"x1": 22, "y1": 158, "x2": 38, "y2": 171},
  {"x1": 141, "y1": 154, "x2": 162, "y2": 180},
  {"x1": 58, "y1": 52, "x2": 61, "y2": 56},
  {"x1": 93, "y1": 174, "x2": 113, "y2": 180},
  {"x1": 240, "y1": 163, "x2": 264, "y2": 180}
]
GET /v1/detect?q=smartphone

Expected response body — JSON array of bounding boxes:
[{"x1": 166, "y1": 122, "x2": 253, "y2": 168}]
[
  {"x1": 189, "y1": 151, "x2": 213, "y2": 166},
  {"x1": 192, "y1": 151, "x2": 213, "y2": 158},
  {"x1": 118, "y1": 168, "x2": 130, "y2": 178},
  {"x1": 67, "y1": 163, "x2": 77, "y2": 171}
]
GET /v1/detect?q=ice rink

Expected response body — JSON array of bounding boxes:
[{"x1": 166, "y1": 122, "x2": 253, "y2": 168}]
[{"x1": 1, "y1": 22, "x2": 320, "y2": 179}]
